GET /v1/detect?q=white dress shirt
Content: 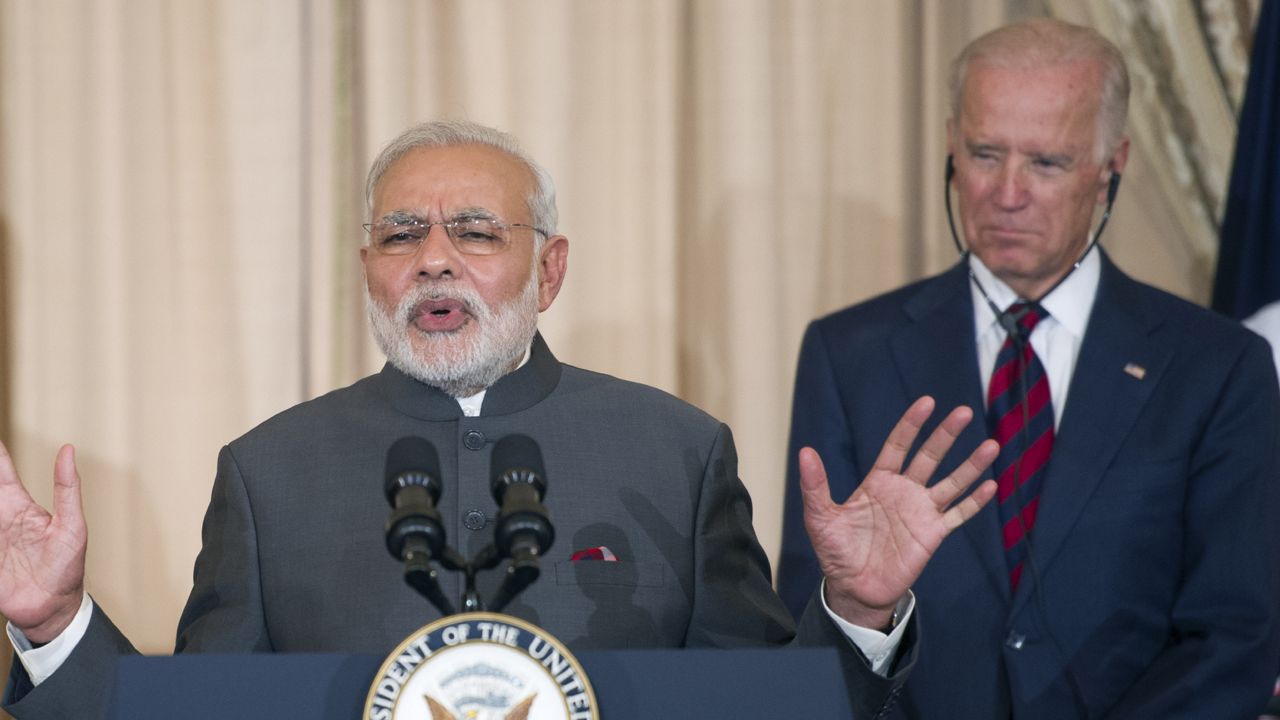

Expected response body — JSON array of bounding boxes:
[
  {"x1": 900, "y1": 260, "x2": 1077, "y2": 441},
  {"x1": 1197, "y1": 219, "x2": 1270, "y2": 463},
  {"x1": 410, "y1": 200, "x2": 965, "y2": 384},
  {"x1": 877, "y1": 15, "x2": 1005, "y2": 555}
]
[{"x1": 970, "y1": 249, "x2": 1101, "y2": 426}]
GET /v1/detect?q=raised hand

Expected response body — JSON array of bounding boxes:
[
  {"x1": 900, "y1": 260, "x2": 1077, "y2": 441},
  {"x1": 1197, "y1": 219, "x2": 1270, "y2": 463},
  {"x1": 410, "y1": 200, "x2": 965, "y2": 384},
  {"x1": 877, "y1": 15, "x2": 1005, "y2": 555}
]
[
  {"x1": 799, "y1": 396, "x2": 998, "y2": 628},
  {"x1": 0, "y1": 442, "x2": 87, "y2": 643}
]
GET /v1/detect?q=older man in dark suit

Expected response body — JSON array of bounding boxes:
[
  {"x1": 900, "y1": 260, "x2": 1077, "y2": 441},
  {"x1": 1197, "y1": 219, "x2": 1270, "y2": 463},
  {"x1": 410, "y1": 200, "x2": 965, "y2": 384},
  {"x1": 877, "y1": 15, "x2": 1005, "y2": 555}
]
[{"x1": 778, "y1": 18, "x2": 1280, "y2": 719}]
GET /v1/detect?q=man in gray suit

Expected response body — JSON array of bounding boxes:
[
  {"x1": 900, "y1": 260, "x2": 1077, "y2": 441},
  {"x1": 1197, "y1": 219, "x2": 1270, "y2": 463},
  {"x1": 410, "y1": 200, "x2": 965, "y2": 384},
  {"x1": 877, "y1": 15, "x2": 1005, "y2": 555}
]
[{"x1": 0, "y1": 120, "x2": 997, "y2": 718}]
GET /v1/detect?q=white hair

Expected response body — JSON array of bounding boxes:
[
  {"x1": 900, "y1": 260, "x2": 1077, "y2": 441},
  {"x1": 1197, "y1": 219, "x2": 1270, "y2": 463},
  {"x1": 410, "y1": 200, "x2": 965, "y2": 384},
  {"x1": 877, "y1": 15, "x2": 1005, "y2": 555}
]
[
  {"x1": 365, "y1": 120, "x2": 558, "y2": 241},
  {"x1": 949, "y1": 19, "x2": 1130, "y2": 161}
]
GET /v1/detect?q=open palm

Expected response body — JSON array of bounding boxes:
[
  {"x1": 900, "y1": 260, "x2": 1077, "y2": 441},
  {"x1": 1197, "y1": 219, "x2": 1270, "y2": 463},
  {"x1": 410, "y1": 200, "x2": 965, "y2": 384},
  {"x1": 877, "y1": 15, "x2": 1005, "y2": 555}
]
[
  {"x1": 0, "y1": 443, "x2": 87, "y2": 643},
  {"x1": 800, "y1": 397, "x2": 998, "y2": 627}
]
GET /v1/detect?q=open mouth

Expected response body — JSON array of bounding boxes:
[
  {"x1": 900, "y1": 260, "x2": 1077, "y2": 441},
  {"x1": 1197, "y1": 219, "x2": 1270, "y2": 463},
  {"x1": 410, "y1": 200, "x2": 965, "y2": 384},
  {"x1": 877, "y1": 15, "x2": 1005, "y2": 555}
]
[{"x1": 413, "y1": 298, "x2": 470, "y2": 332}]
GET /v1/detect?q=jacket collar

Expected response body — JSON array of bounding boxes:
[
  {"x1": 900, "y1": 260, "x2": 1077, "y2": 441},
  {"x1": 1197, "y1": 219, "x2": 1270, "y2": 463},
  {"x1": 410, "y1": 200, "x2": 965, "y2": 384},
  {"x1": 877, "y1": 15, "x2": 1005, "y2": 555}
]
[{"x1": 373, "y1": 332, "x2": 563, "y2": 421}]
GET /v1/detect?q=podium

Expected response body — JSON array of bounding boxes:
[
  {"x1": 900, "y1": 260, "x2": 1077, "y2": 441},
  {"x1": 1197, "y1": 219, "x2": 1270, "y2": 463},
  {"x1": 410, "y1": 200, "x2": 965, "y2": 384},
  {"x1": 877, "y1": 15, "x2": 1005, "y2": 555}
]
[{"x1": 107, "y1": 648, "x2": 853, "y2": 718}]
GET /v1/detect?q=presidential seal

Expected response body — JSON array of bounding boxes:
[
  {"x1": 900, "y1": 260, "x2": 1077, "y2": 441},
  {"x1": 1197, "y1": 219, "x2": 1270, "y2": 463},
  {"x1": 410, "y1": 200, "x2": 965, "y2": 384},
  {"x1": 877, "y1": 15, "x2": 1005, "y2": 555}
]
[{"x1": 364, "y1": 613, "x2": 598, "y2": 720}]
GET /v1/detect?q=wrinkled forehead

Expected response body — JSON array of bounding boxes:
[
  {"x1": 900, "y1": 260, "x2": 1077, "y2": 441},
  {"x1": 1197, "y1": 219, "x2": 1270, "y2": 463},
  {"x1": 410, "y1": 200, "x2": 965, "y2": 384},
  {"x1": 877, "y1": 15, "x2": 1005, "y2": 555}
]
[
  {"x1": 964, "y1": 57, "x2": 1103, "y2": 105},
  {"x1": 371, "y1": 144, "x2": 535, "y2": 223},
  {"x1": 958, "y1": 60, "x2": 1102, "y2": 146}
]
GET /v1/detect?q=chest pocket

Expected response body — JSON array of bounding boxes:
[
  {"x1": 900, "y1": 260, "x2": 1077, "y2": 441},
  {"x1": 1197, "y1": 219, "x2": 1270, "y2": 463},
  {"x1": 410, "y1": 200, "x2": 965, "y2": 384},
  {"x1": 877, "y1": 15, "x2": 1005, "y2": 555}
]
[{"x1": 555, "y1": 560, "x2": 667, "y2": 588}]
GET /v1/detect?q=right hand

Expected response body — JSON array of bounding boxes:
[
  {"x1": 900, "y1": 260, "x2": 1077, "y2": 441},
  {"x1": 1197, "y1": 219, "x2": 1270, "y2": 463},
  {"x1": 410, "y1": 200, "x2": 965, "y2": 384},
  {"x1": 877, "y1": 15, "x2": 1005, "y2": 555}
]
[
  {"x1": 0, "y1": 442, "x2": 87, "y2": 643},
  {"x1": 799, "y1": 397, "x2": 998, "y2": 628}
]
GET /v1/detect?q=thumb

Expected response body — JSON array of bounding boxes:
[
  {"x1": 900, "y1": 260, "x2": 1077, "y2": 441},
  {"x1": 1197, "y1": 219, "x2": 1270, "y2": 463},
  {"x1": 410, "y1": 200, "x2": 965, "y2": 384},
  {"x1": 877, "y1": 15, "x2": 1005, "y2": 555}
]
[
  {"x1": 797, "y1": 447, "x2": 834, "y2": 519},
  {"x1": 52, "y1": 444, "x2": 85, "y2": 527}
]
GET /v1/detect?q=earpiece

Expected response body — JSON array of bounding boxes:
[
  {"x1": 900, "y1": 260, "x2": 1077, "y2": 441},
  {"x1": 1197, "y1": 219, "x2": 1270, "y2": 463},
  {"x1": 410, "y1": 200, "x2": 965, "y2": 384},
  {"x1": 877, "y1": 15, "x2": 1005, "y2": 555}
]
[
  {"x1": 943, "y1": 154, "x2": 964, "y2": 256},
  {"x1": 1105, "y1": 171, "x2": 1121, "y2": 206}
]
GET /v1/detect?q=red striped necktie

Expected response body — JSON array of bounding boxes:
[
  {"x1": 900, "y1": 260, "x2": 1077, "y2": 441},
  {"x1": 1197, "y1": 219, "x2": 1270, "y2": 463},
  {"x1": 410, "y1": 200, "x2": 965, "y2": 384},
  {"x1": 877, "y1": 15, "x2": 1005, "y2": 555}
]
[{"x1": 987, "y1": 302, "x2": 1054, "y2": 591}]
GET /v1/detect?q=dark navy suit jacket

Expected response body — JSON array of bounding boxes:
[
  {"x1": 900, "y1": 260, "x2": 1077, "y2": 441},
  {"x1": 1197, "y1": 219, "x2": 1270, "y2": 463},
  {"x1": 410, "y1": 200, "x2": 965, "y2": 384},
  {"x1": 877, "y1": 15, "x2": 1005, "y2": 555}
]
[{"x1": 778, "y1": 253, "x2": 1280, "y2": 718}]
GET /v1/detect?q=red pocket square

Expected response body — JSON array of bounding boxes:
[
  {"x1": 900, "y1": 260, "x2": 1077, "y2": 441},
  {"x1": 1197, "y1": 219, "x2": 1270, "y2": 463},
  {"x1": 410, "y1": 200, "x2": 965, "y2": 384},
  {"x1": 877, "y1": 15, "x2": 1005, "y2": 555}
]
[{"x1": 570, "y1": 546, "x2": 618, "y2": 562}]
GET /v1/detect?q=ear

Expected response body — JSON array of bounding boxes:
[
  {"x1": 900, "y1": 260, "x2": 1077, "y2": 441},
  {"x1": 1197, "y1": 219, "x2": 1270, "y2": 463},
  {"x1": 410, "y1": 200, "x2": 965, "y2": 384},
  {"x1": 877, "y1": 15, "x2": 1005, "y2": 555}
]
[
  {"x1": 945, "y1": 118, "x2": 961, "y2": 186},
  {"x1": 536, "y1": 235, "x2": 569, "y2": 312},
  {"x1": 1098, "y1": 136, "x2": 1131, "y2": 204}
]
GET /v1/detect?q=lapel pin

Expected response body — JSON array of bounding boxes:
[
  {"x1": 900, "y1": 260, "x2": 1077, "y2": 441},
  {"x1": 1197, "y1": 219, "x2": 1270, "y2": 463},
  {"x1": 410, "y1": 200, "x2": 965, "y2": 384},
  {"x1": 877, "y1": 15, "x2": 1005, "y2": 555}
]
[{"x1": 1123, "y1": 363, "x2": 1146, "y2": 380}]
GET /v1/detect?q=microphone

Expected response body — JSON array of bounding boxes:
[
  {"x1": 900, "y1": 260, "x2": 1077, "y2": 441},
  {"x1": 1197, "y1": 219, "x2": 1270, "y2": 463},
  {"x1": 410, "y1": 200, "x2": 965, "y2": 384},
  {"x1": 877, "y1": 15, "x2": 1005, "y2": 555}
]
[
  {"x1": 997, "y1": 303, "x2": 1032, "y2": 348},
  {"x1": 487, "y1": 434, "x2": 555, "y2": 612},
  {"x1": 384, "y1": 437, "x2": 446, "y2": 562},
  {"x1": 489, "y1": 434, "x2": 555, "y2": 563},
  {"x1": 384, "y1": 436, "x2": 455, "y2": 616}
]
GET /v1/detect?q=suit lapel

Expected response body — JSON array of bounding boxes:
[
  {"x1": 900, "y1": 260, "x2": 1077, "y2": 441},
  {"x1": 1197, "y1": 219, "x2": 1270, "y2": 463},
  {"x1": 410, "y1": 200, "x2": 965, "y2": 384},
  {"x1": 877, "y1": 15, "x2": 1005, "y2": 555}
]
[
  {"x1": 890, "y1": 264, "x2": 1011, "y2": 598},
  {"x1": 1010, "y1": 256, "x2": 1169, "y2": 613}
]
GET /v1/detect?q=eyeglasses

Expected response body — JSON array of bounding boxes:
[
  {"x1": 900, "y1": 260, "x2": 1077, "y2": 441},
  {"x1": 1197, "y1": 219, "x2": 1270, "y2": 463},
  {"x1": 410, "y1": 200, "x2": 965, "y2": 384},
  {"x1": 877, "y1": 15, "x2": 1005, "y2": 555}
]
[{"x1": 362, "y1": 217, "x2": 547, "y2": 256}]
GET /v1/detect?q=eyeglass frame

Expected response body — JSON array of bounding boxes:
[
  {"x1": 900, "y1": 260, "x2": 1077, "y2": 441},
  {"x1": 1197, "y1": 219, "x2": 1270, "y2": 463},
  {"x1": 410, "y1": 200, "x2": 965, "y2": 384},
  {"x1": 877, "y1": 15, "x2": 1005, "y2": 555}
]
[{"x1": 362, "y1": 212, "x2": 549, "y2": 256}]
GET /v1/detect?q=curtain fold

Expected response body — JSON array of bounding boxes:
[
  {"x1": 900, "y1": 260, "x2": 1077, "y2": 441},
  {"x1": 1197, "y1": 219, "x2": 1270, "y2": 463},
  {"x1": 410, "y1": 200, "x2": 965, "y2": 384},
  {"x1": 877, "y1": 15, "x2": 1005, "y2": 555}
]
[{"x1": 1050, "y1": 0, "x2": 1260, "y2": 298}]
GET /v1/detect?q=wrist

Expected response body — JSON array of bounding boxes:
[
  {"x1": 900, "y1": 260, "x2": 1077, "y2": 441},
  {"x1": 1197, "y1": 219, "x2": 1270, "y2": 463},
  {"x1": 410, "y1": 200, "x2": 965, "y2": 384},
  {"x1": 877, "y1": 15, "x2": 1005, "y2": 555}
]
[
  {"x1": 18, "y1": 593, "x2": 83, "y2": 645},
  {"x1": 823, "y1": 583, "x2": 898, "y2": 630}
]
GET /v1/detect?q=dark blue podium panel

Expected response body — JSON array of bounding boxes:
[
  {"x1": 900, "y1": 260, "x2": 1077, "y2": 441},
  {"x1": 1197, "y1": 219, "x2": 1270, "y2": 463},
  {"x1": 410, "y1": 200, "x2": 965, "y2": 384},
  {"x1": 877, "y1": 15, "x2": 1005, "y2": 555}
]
[{"x1": 108, "y1": 647, "x2": 852, "y2": 719}]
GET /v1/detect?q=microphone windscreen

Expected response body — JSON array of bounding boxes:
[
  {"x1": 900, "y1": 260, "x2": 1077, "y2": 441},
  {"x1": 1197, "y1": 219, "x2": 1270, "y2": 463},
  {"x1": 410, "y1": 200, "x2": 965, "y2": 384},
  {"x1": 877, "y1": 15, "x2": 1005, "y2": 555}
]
[
  {"x1": 490, "y1": 434, "x2": 546, "y2": 502},
  {"x1": 998, "y1": 311, "x2": 1022, "y2": 338},
  {"x1": 384, "y1": 436, "x2": 442, "y2": 503}
]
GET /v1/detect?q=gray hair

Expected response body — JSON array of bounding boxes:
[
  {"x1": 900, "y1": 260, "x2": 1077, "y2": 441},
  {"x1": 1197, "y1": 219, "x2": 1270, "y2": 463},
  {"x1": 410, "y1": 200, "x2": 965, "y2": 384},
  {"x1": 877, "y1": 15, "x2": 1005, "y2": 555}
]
[
  {"x1": 364, "y1": 120, "x2": 559, "y2": 238},
  {"x1": 949, "y1": 19, "x2": 1130, "y2": 162}
]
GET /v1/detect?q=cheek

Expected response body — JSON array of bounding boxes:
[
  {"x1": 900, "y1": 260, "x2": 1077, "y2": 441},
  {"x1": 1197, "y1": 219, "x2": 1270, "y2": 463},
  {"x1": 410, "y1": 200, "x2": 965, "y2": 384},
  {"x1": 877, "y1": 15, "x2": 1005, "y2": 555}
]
[
  {"x1": 478, "y1": 273, "x2": 530, "y2": 308},
  {"x1": 470, "y1": 255, "x2": 536, "y2": 305},
  {"x1": 363, "y1": 262, "x2": 410, "y2": 305},
  {"x1": 956, "y1": 176, "x2": 994, "y2": 210},
  {"x1": 1053, "y1": 187, "x2": 1101, "y2": 229}
]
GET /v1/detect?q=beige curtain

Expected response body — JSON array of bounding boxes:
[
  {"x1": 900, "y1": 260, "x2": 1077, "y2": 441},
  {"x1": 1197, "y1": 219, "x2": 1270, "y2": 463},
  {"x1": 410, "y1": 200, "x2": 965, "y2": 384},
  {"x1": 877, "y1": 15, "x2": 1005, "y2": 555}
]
[
  {"x1": 0, "y1": 0, "x2": 1236, "y2": 662},
  {"x1": 1, "y1": 0, "x2": 326, "y2": 655}
]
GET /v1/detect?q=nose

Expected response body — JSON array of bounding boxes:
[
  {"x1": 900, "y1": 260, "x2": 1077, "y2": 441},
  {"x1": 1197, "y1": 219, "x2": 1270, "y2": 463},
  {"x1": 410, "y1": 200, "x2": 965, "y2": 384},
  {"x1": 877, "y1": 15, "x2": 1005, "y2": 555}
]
[
  {"x1": 992, "y1": 162, "x2": 1030, "y2": 210},
  {"x1": 411, "y1": 224, "x2": 462, "y2": 280}
]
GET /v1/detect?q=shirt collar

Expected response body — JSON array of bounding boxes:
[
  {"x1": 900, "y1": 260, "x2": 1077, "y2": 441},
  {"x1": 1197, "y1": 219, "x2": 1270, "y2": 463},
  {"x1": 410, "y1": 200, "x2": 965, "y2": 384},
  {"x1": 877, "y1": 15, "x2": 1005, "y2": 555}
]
[{"x1": 968, "y1": 247, "x2": 1100, "y2": 340}]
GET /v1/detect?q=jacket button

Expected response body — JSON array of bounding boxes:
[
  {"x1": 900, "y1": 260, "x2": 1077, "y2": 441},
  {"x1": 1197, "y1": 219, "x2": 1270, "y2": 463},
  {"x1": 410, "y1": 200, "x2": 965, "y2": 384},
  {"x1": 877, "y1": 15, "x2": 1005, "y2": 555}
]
[
  {"x1": 463, "y1": 509, "x2": 487, "y2": 530},
  {"x1": 1005, "y1": 631, "x2": 1026, "y2": 650},
  {"x1": 463, "y1": 430, "x2": 485, "y2": 450}
]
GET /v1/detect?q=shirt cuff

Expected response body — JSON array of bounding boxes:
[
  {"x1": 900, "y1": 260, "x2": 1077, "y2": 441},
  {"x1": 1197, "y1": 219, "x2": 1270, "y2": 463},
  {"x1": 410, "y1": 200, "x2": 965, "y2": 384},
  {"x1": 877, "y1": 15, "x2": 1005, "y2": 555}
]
[
  {"x1": 820, "y1": 580, "x2": 915, "y2": 676},
  {"x1": 6, "y1": 592, "x2": 94, "y2": 686}
]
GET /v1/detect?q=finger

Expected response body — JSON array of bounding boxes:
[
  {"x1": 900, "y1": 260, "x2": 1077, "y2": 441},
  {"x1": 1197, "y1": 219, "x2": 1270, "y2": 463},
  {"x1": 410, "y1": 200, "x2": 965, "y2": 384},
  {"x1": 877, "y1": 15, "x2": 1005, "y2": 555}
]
[
  {"x1": 797, "y1": 447, "x2": 835, "y2": 522},
  {"x1": 52, "y1": 445, "x2": 85, "y2": 526},
  {"x1": 902, "y1": 405, "x2": 974, "y2": 485},
  {"x1": 928, "y1": 438, "x2": 1000, "y2": 508},
  {"x1": 0, "y1": 440, "x2": 38, "y2": 504},
  {"x1": 870, "y1": 396, "x2": 936, "y2": 476},
  {"x1": 942, "y1": 478, "x2": 997, "y2": 532}
]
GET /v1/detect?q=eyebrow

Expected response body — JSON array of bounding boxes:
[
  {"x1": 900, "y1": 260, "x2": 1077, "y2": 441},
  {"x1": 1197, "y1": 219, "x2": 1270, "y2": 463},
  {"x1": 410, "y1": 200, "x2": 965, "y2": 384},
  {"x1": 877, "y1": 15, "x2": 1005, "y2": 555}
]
[
  {"x1": 449, "y1": 206, "x2": 500, "y2": 222},
  {"x1": 377, "y1": 210, "x2": 428, "y2": 225},
  {"x1": 965, "y1": 140, "x2": 1005, "y2": 154},
  {"x1": 374, "y1": 207, "x2": 501, "y2": 224},
  {"x1": 964, "y1": 141, "x2": 1076, "y2": 167}
]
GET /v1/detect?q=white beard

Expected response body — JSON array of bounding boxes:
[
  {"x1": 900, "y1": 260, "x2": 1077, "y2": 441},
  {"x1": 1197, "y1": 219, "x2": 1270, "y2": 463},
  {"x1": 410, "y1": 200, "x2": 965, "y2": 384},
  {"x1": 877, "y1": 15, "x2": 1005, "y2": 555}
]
[{"x1": 366, "y1": 270, "x2": 540, "y2": 398}]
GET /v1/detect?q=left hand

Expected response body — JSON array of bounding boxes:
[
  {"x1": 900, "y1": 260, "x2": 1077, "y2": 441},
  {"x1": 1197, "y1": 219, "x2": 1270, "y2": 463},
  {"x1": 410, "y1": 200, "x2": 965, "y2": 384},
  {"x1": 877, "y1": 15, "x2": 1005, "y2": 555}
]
[{"x1": 799, "y1": 396, "x2": 998, "y2": 629}]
